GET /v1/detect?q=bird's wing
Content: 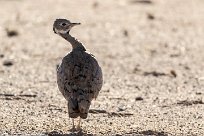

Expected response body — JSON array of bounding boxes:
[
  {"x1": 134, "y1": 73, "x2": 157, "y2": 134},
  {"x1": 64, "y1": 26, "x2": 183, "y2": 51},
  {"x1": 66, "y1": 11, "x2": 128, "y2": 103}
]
[
  {"x1": 57, "y1": 53, "x2": 75, "y2": 100},
  {"x1": 91, "y1": 62, "x2": 103, "y2": 99},
  {"x1": 83, "y1": 52, "x2": 103, "y2": 100}
]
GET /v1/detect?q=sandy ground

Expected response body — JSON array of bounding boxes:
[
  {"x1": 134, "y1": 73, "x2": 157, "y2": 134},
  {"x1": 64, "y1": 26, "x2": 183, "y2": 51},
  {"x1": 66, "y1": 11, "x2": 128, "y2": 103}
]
[{"x1": 0, "y1": 0, "x2": 204, "y2": 135}]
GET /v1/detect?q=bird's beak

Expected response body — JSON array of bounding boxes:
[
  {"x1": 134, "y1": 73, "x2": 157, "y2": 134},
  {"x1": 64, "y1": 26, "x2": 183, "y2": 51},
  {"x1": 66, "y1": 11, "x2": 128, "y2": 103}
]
[{"x1": 70, "y1": 22, "x2": 81, "y2": 27}]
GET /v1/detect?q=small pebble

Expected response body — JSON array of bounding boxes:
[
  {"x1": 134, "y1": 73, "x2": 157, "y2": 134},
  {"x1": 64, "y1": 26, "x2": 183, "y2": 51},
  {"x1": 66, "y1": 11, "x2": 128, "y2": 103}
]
[
  {"x1": 0, "y1": 54, "x2": 4, "y2": 58},
  {"x1": 196, "y1": 92, "x2": 202, "y2": 95},
  {"x1": 3, "y1": 60, "x2": 13, "y2": 67},
  {"x1": 93, "y1": 1, "x2": 99, "y2": 8},
  {"x1": 130, "y1": 0, "x2": 152, "y2": 4},
  {"x1": 6, "y1": 29, "x2": 19, "y2": 37},
  {"x1": 170, "y1": 70, "x2": 177, "y2": 77},
  {"x1": 118, "y1": 107, "x2": 126, "y2": 112},
  {"x1": 147, "y1": 13, "x2": 155, "y2": 20},
  {"x1": 135, "y1": 97, "x2": 143, "y2": 101},
  {"x1": 123, "y1": 29, "x2": 129, "y2": 37}
]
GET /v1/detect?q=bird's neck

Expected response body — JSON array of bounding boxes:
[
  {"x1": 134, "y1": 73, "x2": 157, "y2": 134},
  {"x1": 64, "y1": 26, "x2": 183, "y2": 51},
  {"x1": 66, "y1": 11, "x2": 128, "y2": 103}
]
[{"x1": 60, "y1": 32, "x2": 86, "y2": 51}]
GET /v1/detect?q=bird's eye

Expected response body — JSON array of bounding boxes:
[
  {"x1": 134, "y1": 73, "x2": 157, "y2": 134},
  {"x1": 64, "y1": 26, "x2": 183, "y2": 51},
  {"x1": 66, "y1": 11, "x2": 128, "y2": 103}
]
[{"x1": 61, "y1": 23, "x2": 67, "y2": 26}]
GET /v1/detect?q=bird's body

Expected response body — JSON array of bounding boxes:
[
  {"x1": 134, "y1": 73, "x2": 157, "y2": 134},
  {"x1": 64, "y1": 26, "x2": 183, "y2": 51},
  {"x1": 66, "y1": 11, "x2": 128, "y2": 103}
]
[
  {"x1": 57, "y1": 48, "x2": 102, "y2": 119},
  {"x1": 53, "y1": 19, "x2": 103, "y2": 130}
]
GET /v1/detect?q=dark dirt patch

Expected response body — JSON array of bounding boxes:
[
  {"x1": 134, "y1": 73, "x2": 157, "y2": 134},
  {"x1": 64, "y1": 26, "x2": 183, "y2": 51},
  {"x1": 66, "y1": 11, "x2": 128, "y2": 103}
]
[
  {"x1": 92, "y1": 2, "x2": 99, "y2": 8},
  {"x1": 108, "y1": 112, "x2": 134, "y2": 117},
  {"x1": 143, "y1": 70, "x2": 177, "y2": 78},
  {"x1": 135, "y1": 96, "x2": 143, "y2": 101},
  {"x1": 0, "y1": 93, "x2": 37, "y2": 103},
  {"x1": 89, "y1": 109, "x2": 107, "y2": 114},
  {"x1": 6, "y1": 29, "x2": 19, "y2": 37},
  {"x1": 143, "y1": 71, "x2": 167, "y2": 77},
  {"x1": 123, "y1": 29, "x2": 129, "y2": 37},
  {"x1": 170, "y1": 70, "x2": 177, "y2": 77},
  {"x1": 177, "y1": 100, "x2": 204, "y2": 106},
  {"x1": 0, "y1": 93, "x2": 37, "y2": 98},
  {"x1": 3, "y1": 60, "x2": 13, "y2": 67},
  {"x1": 147, "y1": 13, "x2": 155, "y2": 20},
  {"x1": 89, "y1": 109, "x2": 133, "y2": 117},
  {"x1": 0, "y1": 54, "x2": 4, "y2": 58},
  {"x1": 129, "y1": 0, "x2": 153, "y2": 4}
]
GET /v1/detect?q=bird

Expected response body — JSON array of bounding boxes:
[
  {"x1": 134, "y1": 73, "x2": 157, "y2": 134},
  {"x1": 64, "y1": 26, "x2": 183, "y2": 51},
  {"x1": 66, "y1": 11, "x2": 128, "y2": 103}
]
[{"x1": 53, "y1": 19, "x2": 103, "y2": 131}]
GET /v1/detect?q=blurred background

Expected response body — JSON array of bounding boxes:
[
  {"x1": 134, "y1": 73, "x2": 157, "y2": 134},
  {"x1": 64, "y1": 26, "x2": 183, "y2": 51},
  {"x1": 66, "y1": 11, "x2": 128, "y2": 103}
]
[{"x1": 0, "y1": 0, "x2": 204, "y2": 135}]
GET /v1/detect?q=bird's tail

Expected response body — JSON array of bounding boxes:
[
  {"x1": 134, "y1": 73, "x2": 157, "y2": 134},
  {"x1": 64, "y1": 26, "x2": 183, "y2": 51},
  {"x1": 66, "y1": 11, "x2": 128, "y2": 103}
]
[
  {"x1": 78, "y1": 94, "x2": 91, "y2": 119},
  {"x1": 68, "y1": 89, "x2": 91, "y2": 119},
  {"x1": 68, "y1": 98, "x2": 80, "y2": 118}
]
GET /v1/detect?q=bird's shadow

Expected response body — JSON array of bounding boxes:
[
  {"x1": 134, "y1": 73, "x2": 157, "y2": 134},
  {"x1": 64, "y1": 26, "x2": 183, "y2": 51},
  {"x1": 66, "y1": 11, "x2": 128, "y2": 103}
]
[
  {"x1": 47, "y1": 129, "x2": 169, "y2": 136},
  {"x1": 47, "y1": 130, "x2": 93, "y2": 136},
  {"x1": 124, "y1": 130, "x2": 169, "y2": 136}
]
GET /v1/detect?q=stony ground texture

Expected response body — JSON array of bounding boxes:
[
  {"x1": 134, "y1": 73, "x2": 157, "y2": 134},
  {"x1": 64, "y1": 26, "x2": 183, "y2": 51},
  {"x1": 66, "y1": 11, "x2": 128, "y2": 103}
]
[{"x1": 0, "y1": 0, "x2": 204, "y2": 135}]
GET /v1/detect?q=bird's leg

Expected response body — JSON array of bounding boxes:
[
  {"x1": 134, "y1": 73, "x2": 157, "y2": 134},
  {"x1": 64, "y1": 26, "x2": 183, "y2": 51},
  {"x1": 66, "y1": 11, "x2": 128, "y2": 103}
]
[
  {"x1": 72, "y1": 118, "x2": 75, "y2": 129},
  {"x1": 70, "y1": 118, "x2": 76, "y2": 132},
  {"x1": 76, "y1": 117, "x2": 81, "y2": 131}
]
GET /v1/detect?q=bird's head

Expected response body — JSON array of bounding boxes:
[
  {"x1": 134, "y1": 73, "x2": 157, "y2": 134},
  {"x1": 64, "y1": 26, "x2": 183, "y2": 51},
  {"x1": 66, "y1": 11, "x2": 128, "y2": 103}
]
[{"x1": 53, "y1": 19, "x2": 81, "y2": 34}]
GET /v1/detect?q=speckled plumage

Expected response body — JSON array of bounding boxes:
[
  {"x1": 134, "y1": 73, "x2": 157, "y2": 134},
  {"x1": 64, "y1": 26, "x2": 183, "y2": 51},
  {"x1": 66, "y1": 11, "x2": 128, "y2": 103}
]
[
  {"x1": 53, "y1": 19, "x2": 103, "y2": 127},
  {"x1": 57, "y1": 49, "x2": 103, "y2": 119}
]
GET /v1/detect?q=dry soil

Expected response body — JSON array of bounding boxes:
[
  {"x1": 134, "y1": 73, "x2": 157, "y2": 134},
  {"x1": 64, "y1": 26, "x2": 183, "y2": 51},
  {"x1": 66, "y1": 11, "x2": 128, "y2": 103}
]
[{"x1": 0, "y1": 0, "x2": 204, "y2": 135}]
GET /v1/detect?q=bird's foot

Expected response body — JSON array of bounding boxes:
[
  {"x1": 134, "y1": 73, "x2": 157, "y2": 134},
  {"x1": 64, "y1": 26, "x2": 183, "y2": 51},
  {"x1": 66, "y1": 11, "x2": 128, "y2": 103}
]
[
  {"x1": 69, "y1": 126, "x2": 76, "y2": 132},
  {"x1": 76, "y1": 125, "x2": 82, "y2": 132},
  {"x1": 69, "y1": 126, "x2": 82, "y2": 133},
  {"x1": 69, "y1": 118, "x2": 77, "y2": 132}
]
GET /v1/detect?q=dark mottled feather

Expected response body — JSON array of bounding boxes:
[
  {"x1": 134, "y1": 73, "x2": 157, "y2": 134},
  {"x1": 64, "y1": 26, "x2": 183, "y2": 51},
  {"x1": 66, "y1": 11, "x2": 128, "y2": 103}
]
[{"x1": 57, "y1": 50, "x2": 103, "y2": 118}]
